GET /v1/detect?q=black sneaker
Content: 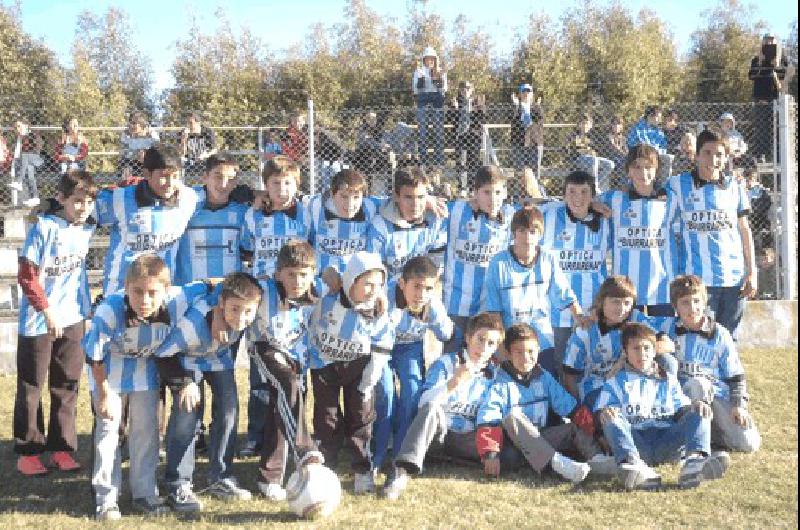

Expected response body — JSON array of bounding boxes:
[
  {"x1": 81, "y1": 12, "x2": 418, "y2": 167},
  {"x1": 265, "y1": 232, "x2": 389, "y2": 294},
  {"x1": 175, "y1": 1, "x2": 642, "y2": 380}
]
[
  {"x1": 237, "y1": 441, "x2": 261, "y2": 459},
  {"x1": 167, "y1": 484, "x2": 203, "y2": 513},
  {"x1": 131, "y1": 496, "x2": 170, "y2": 516}
]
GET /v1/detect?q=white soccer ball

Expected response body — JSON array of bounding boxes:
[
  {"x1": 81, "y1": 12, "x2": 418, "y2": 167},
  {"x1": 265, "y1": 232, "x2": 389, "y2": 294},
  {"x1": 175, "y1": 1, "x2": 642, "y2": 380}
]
[{"x1": 286, "y1": 463, "x2": 342, "y2": 520}]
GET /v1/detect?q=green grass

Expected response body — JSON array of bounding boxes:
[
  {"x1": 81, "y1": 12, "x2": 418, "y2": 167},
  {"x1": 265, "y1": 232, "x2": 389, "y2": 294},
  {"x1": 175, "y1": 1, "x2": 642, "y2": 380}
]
[{"x1": 0, "y1": 347, "x2": 797, "y2": 529}]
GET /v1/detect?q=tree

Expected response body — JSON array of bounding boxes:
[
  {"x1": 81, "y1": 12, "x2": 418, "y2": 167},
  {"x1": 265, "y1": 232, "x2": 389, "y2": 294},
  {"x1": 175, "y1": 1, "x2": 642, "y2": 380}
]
[
  {"x1": 447, "y1": 15, "x2": 499, "y2": 103},
  {"x1": 787, "y1": 19, "x2": 798, "y2": 98}
]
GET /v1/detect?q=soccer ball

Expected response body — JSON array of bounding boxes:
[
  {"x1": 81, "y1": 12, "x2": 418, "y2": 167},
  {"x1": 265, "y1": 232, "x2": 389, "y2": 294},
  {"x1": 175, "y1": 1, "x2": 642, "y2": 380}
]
[{"x1": 286, "y1": 463, "x2": 342, "y2": 519}]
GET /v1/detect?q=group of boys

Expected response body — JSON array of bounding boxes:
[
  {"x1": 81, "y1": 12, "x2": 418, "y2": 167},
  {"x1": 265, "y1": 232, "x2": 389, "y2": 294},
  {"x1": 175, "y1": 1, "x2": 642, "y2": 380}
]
[{"x1": 12, "y1": 126, "x2": 761, "y2": 520}]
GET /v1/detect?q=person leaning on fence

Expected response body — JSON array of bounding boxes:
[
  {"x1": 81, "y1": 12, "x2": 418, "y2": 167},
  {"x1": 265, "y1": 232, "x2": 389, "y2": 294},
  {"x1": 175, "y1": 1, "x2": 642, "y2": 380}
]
[
  {"x1": 748, "y1": 33, "x2": 790, "y2": 161},
  {"x1": 452, "y1": 81, "x2": 487, "y2": 180},
  {"x1": 663, "y1": 108, "x2": 684, "y2": 156},
  {"x1": 566, "y1": 113, "x2": 615, "y2": 193},
  {"x1": 181, "y1": 111, "x2": 218, "y2": 182},
  {"x1": 54, "y1": 117, "x2": 88, "y2": 174},
  {"x1": 8, "y1": 116, "x2": 45, "y2": 208},
  {"x1": 596, "y1": 115, "x2": 627, "y2": 185},
  {"x1": 118, "y1": 111, "x2": 159, "y2": 185},
  {"x1": 509, "y1": 84, "x2": 543, "y2": 175},
  {"x1": 412, "y1": 46, "x2": 448, "y2": 169},
  {"x1": 13, "y1": 171, "x2": 97, "y2": 477},
  {"x1": 626, "y1": 105, "x2": 673, "y2": 181}
]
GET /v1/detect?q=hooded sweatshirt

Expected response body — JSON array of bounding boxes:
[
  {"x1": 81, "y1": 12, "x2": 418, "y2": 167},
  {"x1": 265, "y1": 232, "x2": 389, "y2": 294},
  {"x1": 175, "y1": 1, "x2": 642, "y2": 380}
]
[{"x1": 412, "y1": 46, "x2": 448, "y2": 96}]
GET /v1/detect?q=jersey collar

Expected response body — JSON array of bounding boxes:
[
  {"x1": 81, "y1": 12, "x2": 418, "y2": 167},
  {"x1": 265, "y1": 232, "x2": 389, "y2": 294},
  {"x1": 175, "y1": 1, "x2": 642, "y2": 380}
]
[
  {"x1": 500, "y1": 360, "x2": 542, "y2": 386},
  {"x1": 565, "y1": 206, "x2": 601, "y2": 232},
  {"x1": 276, "y1": 280, "x2": 317, "y2": 307},
  {"x1": 263, "y1": 198, "x2": 300, "y2": 220},
  {"x1": 627, "y1": 186, "x2": 666, "y2": 201},
  {"x1": 135, "y1": 180, "x2": 180, "y2": 208},
  {"x1": 323, "y1": 194, "x2": 366, "y2": 222},
  {"x1": 691, "y1": 169, "x2": 733, "y2": 190},
  {"x1": 509, "y1": 245, "x2": 539, "y2": 269},
  {"x1": 675, "y1": 316, "x2": 718, "y2": 340},
  {"x1": 457, "y1": 350, "x2": 495, "y2": 379},
  {"x1": 124, "y1": 296, "x2": 171, "y2": 327}
]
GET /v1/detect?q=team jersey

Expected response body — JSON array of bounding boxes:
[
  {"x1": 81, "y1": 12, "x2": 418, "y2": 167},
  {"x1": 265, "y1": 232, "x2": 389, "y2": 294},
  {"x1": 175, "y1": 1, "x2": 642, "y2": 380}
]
[
  {"x1": 174, "y1": 187, "x2": 249, "y2": 285},
  {"x1": 540, "y1": 201, "x2": 610, "y2": 327},
  {"x1": 96, "y1": 181, "x2": 200, "y2": 295},
  {"x1": 563, "y1": 310, "x2": 663, "y2": 400},
  {"x1": 366, "y1": 203, "x2": 448, "y2": 282},
  {"x1": 666, "y1": 172, "x2": 750, "y2": 287},
  {"x1": 599, "y1": 189, "x2": 678, "y2": 306},
  {"x1": 418, "y1": 351, "x2": 498, "y2": 433},
  {"x1": 82, "y1": 282, "x2": 209, "y2": 394},
  {"x1": 18, "y1": 212, "x2": 95, "y2": 336},
  {"x1": 387, "y1": 279, "x2": 453, "y2": 346},
  {"x1": 155, "y1": 296, "x2": 241, "y2": 373},
  {"x1": 482, "y1": 247, "x2": 576, "y2": 350},
  {"x1": 443, "y1": 200, "x2": 517, "y2": 317},
  {"x1": 307, "y1": 292, "x2": 395, "y2": 369},
  {"x1": 248, "y1": 278, "x2": 317, "y2": 370},
  {"x1": 240, "y1": 197, "x2": 312, "y2": 280},
  {"x1": 477, "y1": 364, "x2": 577, "y2": 428},
  {"x1": 307, "y1": 194, "x2": 385, "y2": 274},
  {"x1": 593, "y1": 368, "x2": 691, "y2": 430},
  {"x1": 662, "y1": 317, "x2": 744, "y2": 401}
]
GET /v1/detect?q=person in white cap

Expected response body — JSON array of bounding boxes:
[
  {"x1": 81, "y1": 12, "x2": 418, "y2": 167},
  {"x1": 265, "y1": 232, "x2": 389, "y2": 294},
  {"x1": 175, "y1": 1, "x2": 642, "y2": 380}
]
[
  {"x1": 412, "y1": 46, "x2": 448, "y2": 168},
  {"x1": 719, "y1": 112, "x2": 748, "y2": 161}
]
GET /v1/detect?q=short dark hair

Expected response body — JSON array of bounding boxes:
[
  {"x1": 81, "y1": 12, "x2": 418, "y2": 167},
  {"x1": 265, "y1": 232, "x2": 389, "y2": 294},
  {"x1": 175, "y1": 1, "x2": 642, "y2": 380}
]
[
  {"x1": 564, "y1": 170, "x2": 596, "y2": 196},
  {"x1": 58, "y1": 170, "x2": 98, "y2": 199},
  {"x1": 401, "y1": 256, "x2": 439, "y2": 282},
  {"x1": 331, "y1": 168, "x2": 368, "y2": 195},
  {"x1": 503, "y1": 323, "x2": 539, "y2": 351},
  {"x1": 219, "y1": 272, "x2": 263, "y2": 303},
  {"x1": 473, "y1": 165, "x2": 506, "y2": 192},
  {"x1": 644, "y1": 105, "x2": 662, "y2": 118},
  {"x1": 393, "y1": 167, "x2": 429, "y2": 193},
  {"x1": 621, "y1": 322, "x2": 657, "y2": 353},
  {"x1": 205, "y1": 152, "x2": 238, "y2": 173},
  {"x1": 464, "y1": 312, "x2": 504, "y2": 340},
  {"x1": 625, "y1": 143, "x2": 660, "y2": 173},
  {"x1": 262, "y1": 155, "x2": 301, "y2": 185},
  {"x1": 510, "y1": 207, "x2": 544, "y2": 234},
  {"x1": 696, "y1": 128, "x2": 728, "y2": 155},
  {"x1": 276, "y1": 240, "x2": 317, "y2": 272},
  {"x1": 143, "y1": 143, "x2": 182, "y2": 171},
  {"x1": 669, "y1": 274, "x2": 707, "y2": 308}
]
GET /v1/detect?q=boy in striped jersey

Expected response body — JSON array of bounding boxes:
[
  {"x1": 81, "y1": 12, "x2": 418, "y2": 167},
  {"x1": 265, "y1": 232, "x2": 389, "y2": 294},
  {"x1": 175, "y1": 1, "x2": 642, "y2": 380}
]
[
  {"x1": 540, "y1": 170, "x2": 610, "y2": 372},
  {"x1": 661, "y1": 275, "x2": 760, "y2": 453},
  {"x1": 307, "y1": 251, "x2": 395, "y2": 495},
  {"x1": 84, "y1": 255, "x2": 208, "y2": 520},
  {"x1": 442, "y1": 165, "x2": 517, "y2": 353},
  {"x1": 14, "y1": 171, "x2": 97, "y2": 476},
  {"x1": 95, "y1": 144, "x2": 200, "y2": 296},
  {"x1": 373, "y1": 256, "x2": 454, "y2": 472},
  {"x1": 382, "y1": 313, "x2": 503, "y2": 501},
  {"x1": 665, "y1": 129, "x2": 757, "y2": 337},
  {"x1": 596, "y1": 144, "x2": 679, "y2": 317},
  {"x1": 249, "y1": 241, "x2": 325, "y2": 501},
  {"x1": 594, "y1": 323, "x2": 730, "y2": 490},
  {"x1": 482, "y1": 208, "x2": 588, "y2": 374},
  {"x1": 156, "y1": 273, "x2": 263, "y2": 511}
]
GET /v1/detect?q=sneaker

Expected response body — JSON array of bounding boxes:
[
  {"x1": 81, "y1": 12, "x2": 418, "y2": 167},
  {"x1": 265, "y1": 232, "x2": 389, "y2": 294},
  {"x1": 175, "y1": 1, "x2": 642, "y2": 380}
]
[
  {"x1": 131, "y1": 496, "x2": 170, "y2": 516},
  {"x1": 17, "y1": 455, "x2": 48, "y2": 476},
  {"x1": 258, "y1": 482, "x2": 287, "y2": 501},
  {"x1": 49, "y1": 451, "x2": 81, "y2": 472},
  {"x1": 551, "y1": 453, "x2": 591, "y2": 484},
  {"x1": 206, "y1": 477, "x2": 252, "y2": 502},
  {"x1": 95, "y1": 504, "x2": 122, "y2": 521},
  {"x1": 382, "y1": 467, "x2": 408, "y2": 501},
  {"x1": 237, "y1": 441, "x2": 261, "y2": 458},
  {"x1": 588, "y1": 454, "x2": 618, "y2": 476},
  {"x1": 167, "y1": 484, "x2": 203, "y2": 512},
  {"x1": 7, "y1": 181, "x2": 22, "y2": 191},
  {"x1": 353, "y1": 470, "x2": 376, "y2": 494},
  {"x1": 22, "y1": 198, "x2": 40, "y2": 208},
  {"x1": 679, "y1": 452, "x2": 730, "y2": 489},
  {"x1": 618, "y1": 460, "x2": 662, "y2": 491}
]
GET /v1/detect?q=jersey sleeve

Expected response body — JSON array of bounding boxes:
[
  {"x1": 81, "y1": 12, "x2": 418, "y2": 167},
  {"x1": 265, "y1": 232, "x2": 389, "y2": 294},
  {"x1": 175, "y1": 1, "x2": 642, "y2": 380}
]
[
  {"x1": 592, "y1": 379, "x2": 621, "y2": 412},
  {"x1": 428, "y1": 298, "x2": 454, "y2": 343},
  {"x1": 419, "y1": 357, "x2": 451, "y2": 407},
  {"x1": 482, "y1": 257, "x2": 502, "y2": 313},
  {"x1": 669, "y1": 378, "x2": 692, "y2": 409},
  {"x1": 718, "y1": 328, "x2": 745, "y2": 379},
  {"x1": 476, "y1": 380, "x2": 508, "y2": 427},
  {"x1": 240, "y1": 208, "x2": 256, "y2": 253},
  {"x1": 736, "y1": 180, "x2": 751, "y2": 216},
  {"x1": 370, "y1": 312, "x2": 395, "y2": 355},
  {"x1": 544, "y1": 370, "x2": 578, "y2": 418},
  {"x1": 20, "y1": 219, "x2": 46, "y2": 266},
  {"x1": 365, "y1": 220, "x2": 387, "y2": 259},
  {"x1": 562, "y1": 330, "x2": 587, "y2": 371},
  {"x1": 155, "y1": 311, "x2": 200, "y2": 358},
  {"x1": 82, "y1": 302, "x2": 117, "y2": 363},
  {"x1": 94, "y1": 189, "x2": 116, "y2": 227}
]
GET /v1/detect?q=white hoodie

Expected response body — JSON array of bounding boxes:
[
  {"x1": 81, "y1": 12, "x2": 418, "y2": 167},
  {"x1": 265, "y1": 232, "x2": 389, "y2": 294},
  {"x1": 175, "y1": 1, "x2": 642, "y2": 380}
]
[{"x1": 412, "y1": 46, "x2": 448, "y2": 96}]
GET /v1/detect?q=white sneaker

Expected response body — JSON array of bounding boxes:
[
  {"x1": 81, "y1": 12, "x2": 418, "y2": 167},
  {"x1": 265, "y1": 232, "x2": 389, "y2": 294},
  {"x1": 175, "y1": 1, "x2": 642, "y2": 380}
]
[
  {"x1": 618, "y1": 459, "x2": 662, "y2": 491},
  {"x1": 382, "y1": 468, "x2": 408, "y2": 501},
  {"x1": 22, "y1": 198, "x2": 40, "y2": 208},
  {"x1": 679, "y1": 452, "x2": 730, "y2": 489},
  {"x1": 353, "y1": 470, "x2": 376, "y2": 494},
  {"x1": 258, "y1": 481, "x2": 287, "y2": 501},
  {"x1": 7, "y1": 181, "x2": 22, "y2": 191},
  {"x1": 588, "y1": 454, "x2": 618, "y2": 476},
  {"x1": 551, "y1": 453, "x2": 590, "y2": 484}
]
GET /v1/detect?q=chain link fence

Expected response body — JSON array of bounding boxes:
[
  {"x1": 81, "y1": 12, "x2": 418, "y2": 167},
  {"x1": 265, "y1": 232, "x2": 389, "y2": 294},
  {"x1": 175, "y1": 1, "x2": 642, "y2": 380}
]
[{"x1": 0, "y1": 99, "x2": 795, "y2": 300}]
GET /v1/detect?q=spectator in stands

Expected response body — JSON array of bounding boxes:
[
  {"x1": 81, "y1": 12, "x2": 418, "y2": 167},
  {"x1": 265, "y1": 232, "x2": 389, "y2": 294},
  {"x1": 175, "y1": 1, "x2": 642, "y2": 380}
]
[
  {"x1": 510, "y1": 85, "x2": 543, "y2": 176},
  {"x1": 0, "y1": 127, "x2": 11, "y2": 177},
  {"x1": 260, "y1": 128, "x2": 282, "y2": 160},
  {"x1": 354, "y1": 111, "x2": 394, "y2": 180},
  {"x1": 745, "y1": 169, "x2": 772, "y2": 257},
  {"x1": 567, "y1": 113, "x2": 615, "y2": 193},
  {"x1": 673, "y1": 131, "x2": 697, "y2": 175},
  {"x1": 381, "y1": 121, "x2": 418, "y2": 172},
  {"x1": 453, "y1": 81, "x2": 488, "y2": 185},
  {"x1": 119, "y1": 112, "x2": 159, "y2": 186},
  {"x1": 412, "y1": 46, "x2": 448, "y2": 169},
  {"x1": 281, "y1": 112, "x2": 308, "y2": 166},
  {"x1": 8, "y1": 117, "x2": 44, "y2": 208},
  {"x1": 55, "y1": 117, "x2": 89, "y2": 173},
  {"x1": 663, "y1": 108, "x2": 683, "y2": 155},
  {"x1": 748, "y1": 34, "x2": 789, "y2": 161},
  {"x1": 719, "y1": 112, "x2": 748, "y2": 163},
  {"x1": 181, "y1": 112, "x2": 217, "y2": 181},
  {"x1": 599, "y1": 115, "x2": 628, "y2": 186},
  {"x1": 627, "y1": 105, "x2": 672, "y2": 180}
]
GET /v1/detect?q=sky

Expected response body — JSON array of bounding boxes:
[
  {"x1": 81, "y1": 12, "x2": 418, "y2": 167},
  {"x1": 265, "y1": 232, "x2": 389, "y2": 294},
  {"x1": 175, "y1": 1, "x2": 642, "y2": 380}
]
[{"x1": 15, "y1": 0, "x2": 799, "y2": 92}]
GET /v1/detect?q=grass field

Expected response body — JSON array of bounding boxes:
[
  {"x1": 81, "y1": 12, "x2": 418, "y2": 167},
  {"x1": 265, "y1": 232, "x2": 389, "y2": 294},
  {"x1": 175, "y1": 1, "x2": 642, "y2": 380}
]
[{"x1": 0, "y1": 346, "x2": 797, "y2": 529}]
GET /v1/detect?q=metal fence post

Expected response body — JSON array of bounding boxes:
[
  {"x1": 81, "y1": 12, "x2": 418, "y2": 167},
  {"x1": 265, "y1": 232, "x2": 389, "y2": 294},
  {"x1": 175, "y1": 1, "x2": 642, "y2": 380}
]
[
  {"x1": 257, "y1": 126, "x2": 264, "y2": 184},
  {"x1": 307, "y1": 98, "x2": 316, "y2": 194},
  {"x1": 777, "y1": 94, "x2": 797, "y2": 300}
]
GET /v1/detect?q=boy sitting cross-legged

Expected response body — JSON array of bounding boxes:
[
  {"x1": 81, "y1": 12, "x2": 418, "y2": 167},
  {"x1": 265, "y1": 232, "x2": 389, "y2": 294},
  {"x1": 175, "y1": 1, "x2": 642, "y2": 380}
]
[{"x1": 594, "y1": 322, "x2": 731, "y2": 490}]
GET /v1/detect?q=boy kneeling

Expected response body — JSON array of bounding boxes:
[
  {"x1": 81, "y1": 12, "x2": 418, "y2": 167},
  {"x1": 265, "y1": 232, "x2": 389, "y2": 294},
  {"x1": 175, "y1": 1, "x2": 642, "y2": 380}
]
[{"x1": 594, "y1": 322, "x2": 731, "y2": 490}]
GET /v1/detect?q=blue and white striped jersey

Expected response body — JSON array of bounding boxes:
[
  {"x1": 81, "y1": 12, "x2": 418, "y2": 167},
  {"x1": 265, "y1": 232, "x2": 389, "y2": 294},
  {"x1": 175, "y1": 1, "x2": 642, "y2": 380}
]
[
  {"x1": 666, "y1": 172, "x2": 750, "y2": 287},
  {"x1": 366, "y1": 204, "x2": 448, "y2": 282},
  {"x1": 248, "y1": 278, "x2": 317, "y2": 370},
  {"x1": 240, "y1": 197, "x2": 312, "y2": 280},
  {"x1": 307, "y1": 292, "x2": 395, "y2": 369},
  {"x1": 599, "y1": 189, "x2": 678, "y2": 306},
  {"x1": 593, "y1": 369, "x2": 691, "y2": 430},
  {"x1": 482, "y1": 248, "x2": 577, "y2": 350},
  {"x1": 308, "y1": 194, "x2": 385, "y2": 274},
  {"x1": 662, "y1": 317, "x2": 744, "y2": 401},
  {"x1": 83, "y1": 282, "x2": 209, "y2": 394},
  {"x1": 18, "y1": 213, "x2": 95, "y2": 337},
  {"x1": 418, "y1": 351, "x2": 498, "y2": 433},
  {"x1": 540, "y1": 201, "x2": 610, "y2": 328},
  {"x1": 563, "y1": 310, "x2": 662, "y2": 401},
  {"x1": 387, "y1": 279, "x2": 453, "y2": 346},
  {"x1": 477, "y1": 365, "x2": 576, "y2": 427},
  {"x1": 155, "y1": 296, "x2": 241, "y2": 373},
  {"x1": 95, "y1": 182, "x2": 200, "y2": 295},
  {"x1": 443, "y1": 200, "x2": 517, "y2": 317},
  {"x1": 175, "y1": 187, "x2": 249, "y2": 285}
]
